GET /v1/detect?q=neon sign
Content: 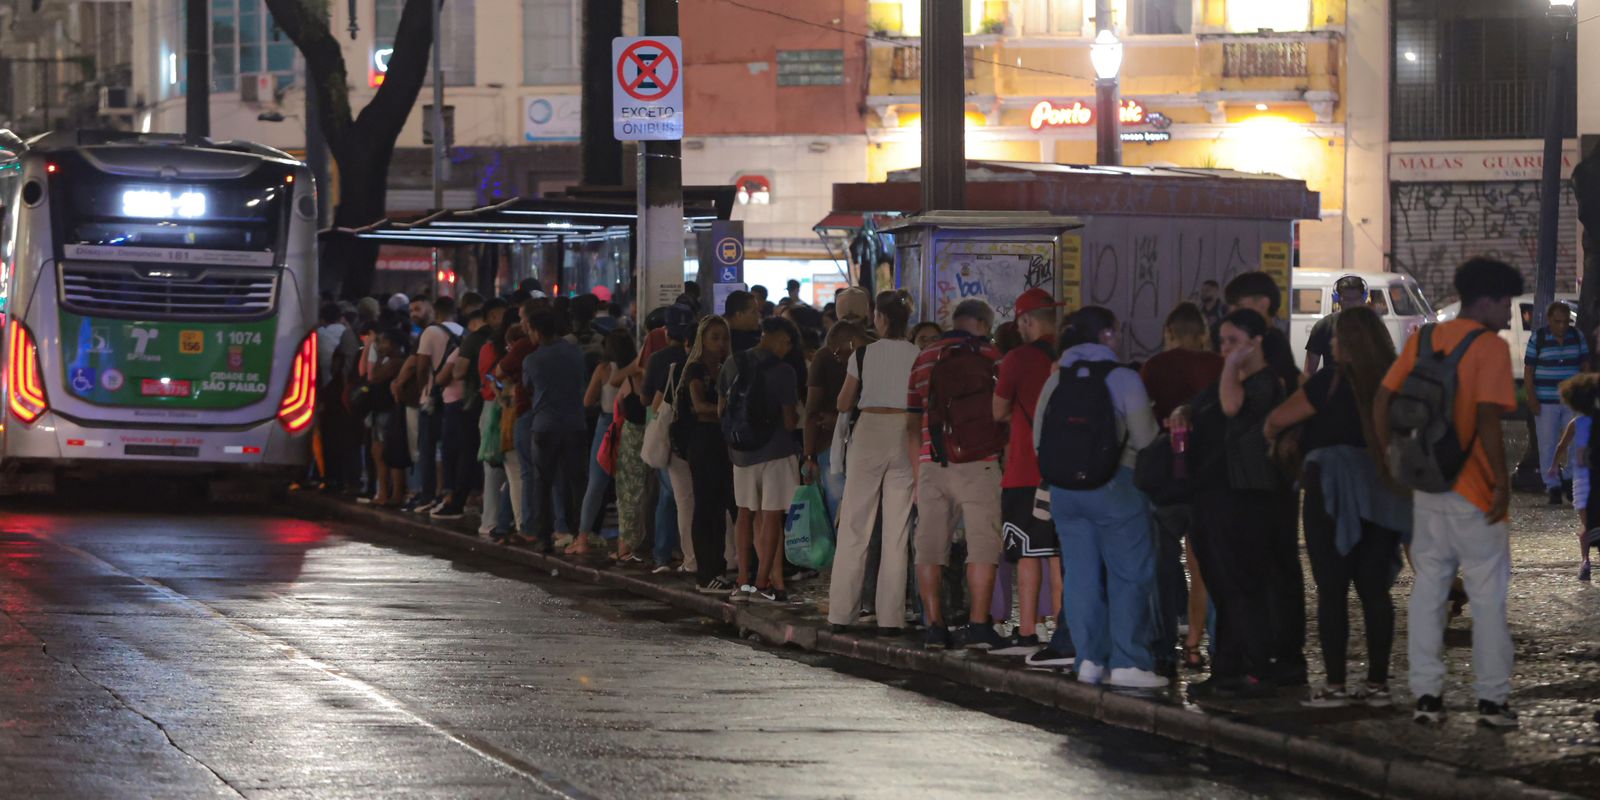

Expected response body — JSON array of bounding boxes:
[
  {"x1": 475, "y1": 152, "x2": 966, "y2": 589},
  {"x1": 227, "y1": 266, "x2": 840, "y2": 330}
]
[
  {"x1": 1029, "y1": 99, "x2": 1147, "y2": 130},
  {"x1": 369, "y1": 47, "x2": 394, "y2": 87}
]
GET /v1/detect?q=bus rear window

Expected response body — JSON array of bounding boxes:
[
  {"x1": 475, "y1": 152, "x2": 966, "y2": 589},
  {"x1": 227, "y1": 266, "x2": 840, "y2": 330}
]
[{"x1": 50, "y1": 167, "x2": 288, "y2": 256}]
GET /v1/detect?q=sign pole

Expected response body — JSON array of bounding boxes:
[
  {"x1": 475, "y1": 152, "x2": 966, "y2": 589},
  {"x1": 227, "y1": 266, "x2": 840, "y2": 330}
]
[{"x1": 633, "y1": 0, "x2": 684, "y2": 318}]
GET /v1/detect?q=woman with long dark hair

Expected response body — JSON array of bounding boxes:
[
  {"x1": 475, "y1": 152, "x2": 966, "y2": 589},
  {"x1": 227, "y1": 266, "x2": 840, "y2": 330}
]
[
  {"x1": 1176, "y1": 308, "x2": 1292, "y2": 699},
  {"x1": 1034, "y1": 306, "x2": 1163, "y2": 688},
  {"x1": 1266, "y1": 305, "x2": 1408, "y2": 707},
  {"x1": 680, "y1": 315, "x2": 738, "y2": 594}
]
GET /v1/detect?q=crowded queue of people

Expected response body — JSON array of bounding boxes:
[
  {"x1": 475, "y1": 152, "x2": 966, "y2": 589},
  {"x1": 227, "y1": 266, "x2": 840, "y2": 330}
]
[{"x1": 313, "y1": 257, "x2": 1535, "y2": 729}]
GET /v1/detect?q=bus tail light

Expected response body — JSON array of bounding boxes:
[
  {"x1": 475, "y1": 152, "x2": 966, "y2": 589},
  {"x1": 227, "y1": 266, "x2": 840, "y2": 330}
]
[
  {"x1": 6, "y1": 319, "x2": 47, "y2": 424},
  {"x1": 277, "y1": 331, "x2": 317, "y2": 434}
]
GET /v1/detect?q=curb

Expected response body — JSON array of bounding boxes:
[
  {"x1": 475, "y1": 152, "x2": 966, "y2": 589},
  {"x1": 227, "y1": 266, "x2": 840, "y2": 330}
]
[{"x1": 292, "y1": 493, "x2": 1577, "y2": 800}]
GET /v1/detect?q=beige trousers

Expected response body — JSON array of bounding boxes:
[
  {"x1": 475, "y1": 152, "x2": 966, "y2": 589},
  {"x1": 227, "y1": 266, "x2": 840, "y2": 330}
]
[
  {"x1": 667, "y1": 454, "x2": 697, "y2": 572},
  {"x1": 826, "y1": 413, "x2": 916, "y2": 626}
]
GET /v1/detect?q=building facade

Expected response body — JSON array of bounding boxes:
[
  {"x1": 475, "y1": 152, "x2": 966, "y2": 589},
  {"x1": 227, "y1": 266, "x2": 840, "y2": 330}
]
[
  {"x1": 0, "y1": 1, "x2": 135, "y2": 134},
  {"x1": 863, "y1": 0, "x2": 1362, "y2": 271},
  {"x1": 1385, "y1": 0, "x2": 1579, "y2": 305}
]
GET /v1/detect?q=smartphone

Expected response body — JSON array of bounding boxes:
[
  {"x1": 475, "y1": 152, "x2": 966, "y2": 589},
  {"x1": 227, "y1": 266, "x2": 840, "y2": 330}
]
[{"x1": 486, "y1": 372, "x2": 504, "y2": 390}]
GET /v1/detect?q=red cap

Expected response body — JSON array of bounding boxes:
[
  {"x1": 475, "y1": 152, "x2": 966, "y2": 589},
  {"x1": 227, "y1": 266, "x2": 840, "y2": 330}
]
[{"x1": 1014, "y1": 288, "x2": 1062, "y2": 317}]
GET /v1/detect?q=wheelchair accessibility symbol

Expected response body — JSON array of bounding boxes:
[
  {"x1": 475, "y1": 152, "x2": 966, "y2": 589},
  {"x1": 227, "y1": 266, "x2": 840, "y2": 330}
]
[{"x1": 70, "y1": 366, "x2": 96, "y2": 393}]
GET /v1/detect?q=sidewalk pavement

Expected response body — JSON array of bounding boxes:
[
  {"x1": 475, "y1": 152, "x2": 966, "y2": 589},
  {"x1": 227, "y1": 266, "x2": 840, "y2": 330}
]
[{"x1": 290, "y1": 489, "x2": 1597, "y2": 800}]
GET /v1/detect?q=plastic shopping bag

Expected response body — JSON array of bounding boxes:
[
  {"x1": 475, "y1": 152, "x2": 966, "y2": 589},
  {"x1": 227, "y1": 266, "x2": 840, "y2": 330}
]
[{"x1": 783, "y1": 483, "x2": 835, "y2": 570}]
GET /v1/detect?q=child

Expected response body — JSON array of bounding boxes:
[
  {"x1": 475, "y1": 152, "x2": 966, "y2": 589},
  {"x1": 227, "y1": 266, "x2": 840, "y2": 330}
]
[{"x1": 1552, "y1": 373, "x2": 1600, "y2": 581}]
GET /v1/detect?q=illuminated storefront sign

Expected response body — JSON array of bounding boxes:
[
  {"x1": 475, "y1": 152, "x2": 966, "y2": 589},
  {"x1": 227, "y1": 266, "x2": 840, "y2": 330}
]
[{"x1": 1029, "y1": 99, "x2": 1146, "y2": 131}]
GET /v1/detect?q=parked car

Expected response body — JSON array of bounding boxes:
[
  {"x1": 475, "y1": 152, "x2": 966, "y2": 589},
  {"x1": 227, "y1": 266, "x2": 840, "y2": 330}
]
[
  {"x1": 1435, "y1": 293, "x2": 1580, "y2": 381},
  {"x1": 1289, "y1": 271, "x2": 1436, "y2": 368}
]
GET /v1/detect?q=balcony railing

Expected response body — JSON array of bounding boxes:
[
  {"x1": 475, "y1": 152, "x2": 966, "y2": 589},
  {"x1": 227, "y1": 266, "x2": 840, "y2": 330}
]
[
  {"x1": 888, "y1": 45, "x2": 978, "y2": 81},
  {"x1": 1222, "y1": 42, "x2": 1307, "y2": 78},
  {"x1": 1392, "y1": 79, "x2": 1576, "y2": 142}
]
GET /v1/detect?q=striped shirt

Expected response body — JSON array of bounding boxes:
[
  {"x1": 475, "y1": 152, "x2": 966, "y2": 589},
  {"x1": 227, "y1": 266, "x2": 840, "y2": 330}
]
[
  {"x1": 906, "y1": 331, "x2": 1003, "y2": 464},
  {"x1": 1525, "y1": 326, "x2": 1589, "y2": 402}
]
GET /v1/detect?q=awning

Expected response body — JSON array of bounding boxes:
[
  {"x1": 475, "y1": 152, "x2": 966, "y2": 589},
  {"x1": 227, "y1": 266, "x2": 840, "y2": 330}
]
[
  {"x1": 812, "y1": 211, "x2": 864, "y2": 232},
  {"x1": 321, "y1": 187, "x2": 737, "y2": 247}
]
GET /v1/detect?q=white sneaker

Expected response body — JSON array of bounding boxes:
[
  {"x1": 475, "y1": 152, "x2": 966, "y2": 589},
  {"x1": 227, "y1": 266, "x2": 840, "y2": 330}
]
[
  {"x1": 1108, "y1": 668, "x2": 1170, "y2": 689},
  {"x1": 1076, "y1": 660, "x2": 1105, "y2": 685}
]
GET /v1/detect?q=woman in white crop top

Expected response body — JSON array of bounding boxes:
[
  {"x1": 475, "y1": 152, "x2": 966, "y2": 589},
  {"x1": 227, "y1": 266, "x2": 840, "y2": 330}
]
[{"x1": 826, "y1": 294, "x2": 922, "y2": 632}]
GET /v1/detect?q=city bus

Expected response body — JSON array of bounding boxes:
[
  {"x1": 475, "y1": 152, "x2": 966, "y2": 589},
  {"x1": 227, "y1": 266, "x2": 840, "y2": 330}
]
[{"x1": 0, "y1": 131, "x2": 318, "y2": 494}]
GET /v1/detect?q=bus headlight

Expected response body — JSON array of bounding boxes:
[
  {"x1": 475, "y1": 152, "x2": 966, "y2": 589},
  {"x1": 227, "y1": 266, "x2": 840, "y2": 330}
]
[
  {"x1": 277, "y1": 331, "x2": 317, "y2": 434},
  {"x1": 6, "y1": 319, "x2": 47, "y2": 424}
]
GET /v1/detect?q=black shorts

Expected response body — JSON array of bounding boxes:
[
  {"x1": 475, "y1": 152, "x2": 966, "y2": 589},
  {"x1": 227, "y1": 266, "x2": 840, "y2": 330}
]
[{"x1": 1003, "y1": 485, "x2": 1059, "y2": 561}]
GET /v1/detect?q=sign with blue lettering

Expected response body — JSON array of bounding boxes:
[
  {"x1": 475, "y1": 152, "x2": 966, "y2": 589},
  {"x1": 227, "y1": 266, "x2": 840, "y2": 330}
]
[{"x1": 613, "y1": 37, "x2": 683, "y2": 141}]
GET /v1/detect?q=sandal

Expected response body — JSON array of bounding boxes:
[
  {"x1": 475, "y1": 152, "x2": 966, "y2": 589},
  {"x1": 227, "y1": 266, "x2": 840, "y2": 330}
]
[{"x1": 1182, "y1": 644, "x2": 1208, "y2": 671}]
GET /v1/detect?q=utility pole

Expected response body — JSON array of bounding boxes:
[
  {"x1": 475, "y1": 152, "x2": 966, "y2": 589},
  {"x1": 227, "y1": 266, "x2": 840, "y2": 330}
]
[
  {"x1": 920, "y1": 0, "x2": 964, "y2": 210},
  {"x1": 636, "y1": 0, "x2": 684, "y2": 314},
  {"x1": 1535, "y1": 0, "x2": 1578, "y2": 321},
  {"x1": 582, "y1": 0, "x2": 624, "y2": 186},
  {"x1": 185, "y1": 0, "x2": 209, "y2": 140},
  {"x1": 429, "y1": 0, "x2": 448, "y2": 209}
]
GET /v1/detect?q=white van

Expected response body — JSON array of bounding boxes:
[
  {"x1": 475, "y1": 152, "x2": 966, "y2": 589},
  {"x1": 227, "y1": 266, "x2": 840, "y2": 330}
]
[
  {"x1": 1289, "y1": 271, "x2": 1436, "y2": 368},
  {"x1": 1435, "y1": 293, "x2": 1579, "y2": 381}
]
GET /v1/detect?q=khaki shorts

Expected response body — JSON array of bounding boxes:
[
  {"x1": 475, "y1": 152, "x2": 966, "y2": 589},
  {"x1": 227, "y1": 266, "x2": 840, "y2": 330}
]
[
  {"x1": 734, "y1": 456, "x2": 800, "y2": 512},
  {"x1": 915, "y1": 460, "x2": 1003, "y2": 566}
]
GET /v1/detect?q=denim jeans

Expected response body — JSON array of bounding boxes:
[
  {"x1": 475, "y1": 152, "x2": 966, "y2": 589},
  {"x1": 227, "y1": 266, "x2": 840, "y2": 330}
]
[
  {"x1": 439, "y1": 401, "x2": 467, "y2": 501},
  {"x1": 1537, "y1": 403, "x2": 1578, "y2": 490},
  {"x1": 530, "y1": 427, "x2": 587, "y2": 543},
  {"x1": 579, "y1": 412, "x2": 614, "y2": 534},
  {"x1": 815, "y1": 449, "x2": 846, "y2": 525},
  {"x1": 514, "y1": 415, "x2": 540, "y2": 535},
  {"x1": 1409, "y1": 490, "x2": 1514, "y2": 704},
  {"x1": 414, "y1": 405, "x2": 442, "y2": 501},
  {"x1": 1051, "y1": 468, "x2": 1157, "y2": 672},
  {"x1": 654, "y1": 466, "x2": 679, "y2": 564}
]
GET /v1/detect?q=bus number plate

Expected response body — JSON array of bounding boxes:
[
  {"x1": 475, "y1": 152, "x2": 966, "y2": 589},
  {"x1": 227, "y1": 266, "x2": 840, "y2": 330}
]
[{"x1": 141, "y1": 379, "x2": 193, "y2": 398}]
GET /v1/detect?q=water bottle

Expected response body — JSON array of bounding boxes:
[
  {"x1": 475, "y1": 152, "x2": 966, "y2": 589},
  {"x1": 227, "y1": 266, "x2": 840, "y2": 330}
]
[{"x1": 1171, "y1": 420, "x2": 1189, "y2": 481}]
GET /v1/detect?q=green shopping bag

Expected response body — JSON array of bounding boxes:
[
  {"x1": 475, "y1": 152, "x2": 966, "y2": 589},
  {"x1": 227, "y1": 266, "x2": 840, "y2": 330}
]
[
  {"x1": 477, "y1": 403, "x2": 503, "y2": 466},
  {"x1": 783, "y1": 484, "x2": 835, "y2": 570}
]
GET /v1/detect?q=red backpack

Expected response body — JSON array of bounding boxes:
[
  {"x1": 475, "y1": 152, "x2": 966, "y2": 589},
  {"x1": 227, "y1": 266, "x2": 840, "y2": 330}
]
[{"x1": 927, "y1": 340, "x2": 1009, "y2": 465}]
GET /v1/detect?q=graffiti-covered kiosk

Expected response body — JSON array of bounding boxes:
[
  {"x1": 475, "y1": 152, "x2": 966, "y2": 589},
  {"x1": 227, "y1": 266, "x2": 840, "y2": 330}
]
[{"x1": 831, "y1": 162, "x2": 1322, "y2": 361}]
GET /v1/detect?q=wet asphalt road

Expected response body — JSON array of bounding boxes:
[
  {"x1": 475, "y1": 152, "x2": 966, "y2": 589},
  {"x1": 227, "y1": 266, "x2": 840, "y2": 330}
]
[{"x1": 0, "y1": 493, "x2": 1346, "y2": 799}]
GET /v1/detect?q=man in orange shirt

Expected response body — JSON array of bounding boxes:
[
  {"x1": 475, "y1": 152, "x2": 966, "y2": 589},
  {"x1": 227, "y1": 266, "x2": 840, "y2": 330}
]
[{"x1": 1375, "y1": 257, "x2": 1522, "y2": 729}]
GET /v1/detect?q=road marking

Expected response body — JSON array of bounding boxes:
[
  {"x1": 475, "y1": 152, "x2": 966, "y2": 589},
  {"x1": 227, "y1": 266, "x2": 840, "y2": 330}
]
[{"x1": 41, "y1": 536, "x2": 596, "y2": 800}]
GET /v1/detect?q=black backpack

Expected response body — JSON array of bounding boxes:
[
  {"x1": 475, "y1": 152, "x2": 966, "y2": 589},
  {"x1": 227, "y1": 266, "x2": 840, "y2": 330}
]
[
  {"x1": 1386, "y1": 324, "x2": 1487, "y2": 493},
  {"x1": 721, "y1": 350, "x2": 783, "y2": 452},
  {"x1": 1038, "y1": 360, "x2": 1126, "y2": 490}
]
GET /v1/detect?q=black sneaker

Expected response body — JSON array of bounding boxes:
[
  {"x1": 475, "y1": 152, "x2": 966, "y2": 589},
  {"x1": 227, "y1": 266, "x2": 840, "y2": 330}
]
[
  {"x1": 1477, "y1": 699, "x2": 1520, "y2": 728},
  {"x1": 924, "y1": 626, "x2": 952, "y2": 650},
  {"x1": 876, "y1": 627, "x2": 905, "y2": 638},
  {"x1": 1550, "y1": 488, "x2": 1565, "y2": 506},
  {"x1": 1414, "y1": 694, "x2": 1445, "y2": 724},
  {"x1": 962, "y1": 623, "x2": 1006, "y2": 651},
  {"x1": 430, "y1": 506, "x2": 465, "y2": 520},
  {"x1": 1189, "y1": 675, "x2": 1269, "y2": 700},
  {"x1": 1024, "y1": 647, "x2": 1076, "y2": 671},
  {"x1": 755, "y1": 587, "x2": 792, "y2": 604},
  {"x1": 991, "y1": 632, "x2": 1043, "y2": 656},
  {"x1": 696, "y1": 577, "x2": 734, "y2": 595}
]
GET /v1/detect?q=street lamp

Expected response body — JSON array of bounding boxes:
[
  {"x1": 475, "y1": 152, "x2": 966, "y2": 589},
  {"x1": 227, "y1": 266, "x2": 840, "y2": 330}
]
[
  {"x1": 1533, "y1": 0, "x2": 1578, "y2": 323},
  {"x1": 1091, "y1": 28, "x2": 1123, "y2": 166}
]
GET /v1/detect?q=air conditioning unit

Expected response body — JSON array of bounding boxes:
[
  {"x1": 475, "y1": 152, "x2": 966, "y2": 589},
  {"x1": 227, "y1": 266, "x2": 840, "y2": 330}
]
[
  {"x1": 98, "y1": 85, "x2": 133, "y2": 114},
  {"x1": 240, "y1": 74, "x2": 277, "y2": 107}
]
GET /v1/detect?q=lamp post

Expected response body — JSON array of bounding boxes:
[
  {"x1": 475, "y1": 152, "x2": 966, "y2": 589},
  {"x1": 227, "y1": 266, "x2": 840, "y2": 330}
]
[
  {"x1": 1090, "y1": 28, "x2": 1123, "y2": 167},
  {"x1": 1534, "y1": 0, "x2": 1577, "y2": 321}
]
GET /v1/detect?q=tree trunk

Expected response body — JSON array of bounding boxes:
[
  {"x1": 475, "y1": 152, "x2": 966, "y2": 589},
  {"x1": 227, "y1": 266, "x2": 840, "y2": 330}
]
[{"x1": 327, "y1": 144, "x2": 392, "y2": 300}]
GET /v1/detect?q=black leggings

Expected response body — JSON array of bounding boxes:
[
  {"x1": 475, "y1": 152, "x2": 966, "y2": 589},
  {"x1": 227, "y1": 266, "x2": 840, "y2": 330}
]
[
  {"x1": 688, "y1": 422, "x2": 734, "y2": 584},
  {"x1": 1302, "y1": 469, "x2": 1400, "y2": 686}
]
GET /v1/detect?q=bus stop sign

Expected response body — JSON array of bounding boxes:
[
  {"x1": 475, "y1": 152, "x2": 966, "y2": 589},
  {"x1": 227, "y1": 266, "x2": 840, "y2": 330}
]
[{"x1": 613, "y1": 37, "x2": 683, "y2": 141}]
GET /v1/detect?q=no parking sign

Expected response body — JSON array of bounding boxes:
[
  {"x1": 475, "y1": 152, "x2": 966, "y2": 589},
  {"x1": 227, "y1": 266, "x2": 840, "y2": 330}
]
[{"x1": 613, "y1": 36, "x2": 684, "y2": 141}]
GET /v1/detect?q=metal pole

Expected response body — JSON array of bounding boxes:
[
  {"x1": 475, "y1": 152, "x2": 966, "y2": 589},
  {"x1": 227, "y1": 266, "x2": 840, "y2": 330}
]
[
  {"x1": 1094, "y1": 0, "x2": 1122, "y2": 167},
  {"x1": 429, "y1": 0, "x2": 447, "y2": 210},
  {"x1": 637, "y1": 0, "x2": 683, "y2": 315},
  {"x1": 185, "y1": 0, "x2": 209, "y2": 140},
  {"x1": 1535, "y1": 13, "x2": 1574, "y2": 320},
  {"x1": 920, "y1": 0, "x2": 964, "y2": 210},
  {"x1": 582, "y1": 0, "x2": 624, "y2": 186}
]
